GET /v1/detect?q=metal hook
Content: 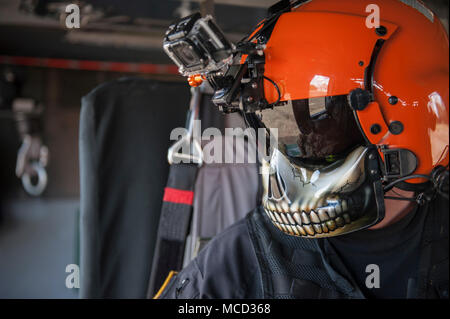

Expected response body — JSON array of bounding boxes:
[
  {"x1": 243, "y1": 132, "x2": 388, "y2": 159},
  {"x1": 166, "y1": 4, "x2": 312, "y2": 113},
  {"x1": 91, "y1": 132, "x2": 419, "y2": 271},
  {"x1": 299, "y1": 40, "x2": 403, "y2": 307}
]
[
  {"x1": 15, "y1": 134, "x2": 49, "y2": 196},
  {"x1": 167, "y1": 87, "x2": 203, "y2": 166},
  {"x1": 21, "y1": 161, "x2": 48, "y2": 197}
]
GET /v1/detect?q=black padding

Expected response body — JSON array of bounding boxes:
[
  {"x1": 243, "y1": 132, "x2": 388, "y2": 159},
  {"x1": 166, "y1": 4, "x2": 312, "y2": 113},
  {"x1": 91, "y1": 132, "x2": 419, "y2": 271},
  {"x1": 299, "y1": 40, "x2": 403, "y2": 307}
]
[
  {"x1": 147, "y1": 164, "x2": 197, "y2": 297},
  {"x1": 165, "y1": 164, "x2": 198, "y2": 194},
  {"x1": 79, "y1": 77, "x2": 189, "y2": 298},
  {"x1": 151, "y1": 238, "x2": 185, "y2": 295}
]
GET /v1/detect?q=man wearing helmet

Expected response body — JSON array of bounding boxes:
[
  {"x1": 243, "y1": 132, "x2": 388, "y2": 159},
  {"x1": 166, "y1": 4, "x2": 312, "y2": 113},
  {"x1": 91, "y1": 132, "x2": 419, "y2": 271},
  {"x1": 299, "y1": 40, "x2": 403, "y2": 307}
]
[{"x1": 158, "y1": 0, "x2": 449, "y2": 299}]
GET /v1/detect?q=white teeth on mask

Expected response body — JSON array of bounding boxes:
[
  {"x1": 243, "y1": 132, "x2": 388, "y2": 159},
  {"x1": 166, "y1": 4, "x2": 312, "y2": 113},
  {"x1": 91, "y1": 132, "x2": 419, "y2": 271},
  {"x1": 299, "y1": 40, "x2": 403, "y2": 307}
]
[
  {"x1": 321, "y1": 222, "x2": 329, "y2": 233},
  {"x1": 280, "y1": 202, "x2": 290, "y2": 213},
  {"x1": 326, "y1": 220, "x2": 337, "y2": 231},
  {"x1": 280, "y1": 213, "x2": 290, "y2": 225},
  {"x1": 310, "y1": 210, "x2": 321, "y2": 224},
  {"x1": 287, "y1": 213, "x2": 296, "y2": 226},
  {"x1": 301, "y1": 212, "x2": 310, "y2": 224},
  {"x1": 290, "y1": 202, "x2": 299, "y2": 213},
  {"x1": 300, "y1": 203, "x2": 308, "y2": 213},
  {"x1": 303, "y1": 224, "x2": 315, "y2": 236},
  {"x1": 296, "y1": 225, "x2": 307, "y2": 236},
  {"x1": 293, "y1": 212, "x2": 302, "y2": 226},
  {"x1": 291, "y1": 225, "x2": 300, "y2": 236},
  {"x1": 285, "y1": 224, "x2": 294, "y2": 235},
  {"x1": 267, "y1": 201, "x2": 276, "y2": 212},
  {"x1": 318, "y1": 209, "x2": 329, "y2": 222},
  {"x1": 263, "y1": 196, "x2": 356, "y2": 237},
  {"x1": 273, "y1": 211, "x2": 284, "y2": 224},
  {"x1": 267, "y1": 210, "x2": 276, "y2": 223},
  {"x1": 274, "y1": 203, "x2": 282, "y2": 213},
  {"x1": 327, "y1": 207, "x2": 336, "y2": 218},
  {"x1": 313, "y1": 224, "x2": 323, "y2": 234}
]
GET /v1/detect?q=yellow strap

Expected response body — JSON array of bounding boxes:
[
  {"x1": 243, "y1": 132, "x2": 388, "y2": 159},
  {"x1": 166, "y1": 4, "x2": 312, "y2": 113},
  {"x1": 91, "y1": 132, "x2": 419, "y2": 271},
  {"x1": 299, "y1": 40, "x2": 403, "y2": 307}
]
[{"x1": 153, "y1": 270, "x2": 178, "y2": 299}]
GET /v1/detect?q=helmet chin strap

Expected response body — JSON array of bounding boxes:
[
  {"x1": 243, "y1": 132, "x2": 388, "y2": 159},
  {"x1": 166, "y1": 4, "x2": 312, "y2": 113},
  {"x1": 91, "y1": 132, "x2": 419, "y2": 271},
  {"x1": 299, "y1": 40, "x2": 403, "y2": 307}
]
[{"x1": 382, "y1": 166, "x2": 449, "y2": 204}]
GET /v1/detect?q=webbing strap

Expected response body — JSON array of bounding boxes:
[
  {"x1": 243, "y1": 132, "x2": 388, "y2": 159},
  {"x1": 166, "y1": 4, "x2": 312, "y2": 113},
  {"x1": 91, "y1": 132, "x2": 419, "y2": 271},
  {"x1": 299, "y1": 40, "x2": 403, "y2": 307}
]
[
  {"x1": 271, "y1": 274, "x2": 345, "y2": 299},
  {"x1": 416, "y1": 196, "x2": 449, "y2": 299},
  {"x1": 147, "y1": 164, "x2": 198, "y2": 297}
]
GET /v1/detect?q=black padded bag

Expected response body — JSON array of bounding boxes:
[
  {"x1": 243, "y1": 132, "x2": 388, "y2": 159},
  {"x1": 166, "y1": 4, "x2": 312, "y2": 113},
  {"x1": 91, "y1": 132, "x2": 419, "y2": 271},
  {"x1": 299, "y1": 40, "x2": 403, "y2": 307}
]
[{"x1": 79, "y1": 77, "x2": 189, "y2": 298}]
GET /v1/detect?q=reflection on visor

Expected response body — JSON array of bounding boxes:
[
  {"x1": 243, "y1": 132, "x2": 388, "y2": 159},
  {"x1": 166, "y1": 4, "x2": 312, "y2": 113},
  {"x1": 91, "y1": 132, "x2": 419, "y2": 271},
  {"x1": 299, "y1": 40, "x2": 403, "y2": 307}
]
[
  {"x1": 258, "y1": 100, "x2": 299, "y2": 146},
  {"x1": 256, "y1": 95, "x2": 364, "y2": 160},
  {"x1": 308, "y1": 96, "x2": 327, "y2": 118}
]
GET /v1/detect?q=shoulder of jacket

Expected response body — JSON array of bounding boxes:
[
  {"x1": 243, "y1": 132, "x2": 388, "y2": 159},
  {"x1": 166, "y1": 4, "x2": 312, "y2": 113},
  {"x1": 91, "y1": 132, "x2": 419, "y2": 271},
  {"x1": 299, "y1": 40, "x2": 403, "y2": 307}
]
[{"x1": 158, "y1": 212, "x2": 260, "y2": 299}]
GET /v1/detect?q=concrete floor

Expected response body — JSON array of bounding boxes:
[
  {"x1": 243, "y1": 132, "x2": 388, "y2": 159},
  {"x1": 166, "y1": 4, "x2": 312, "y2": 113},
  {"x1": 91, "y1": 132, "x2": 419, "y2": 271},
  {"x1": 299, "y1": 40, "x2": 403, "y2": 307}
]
[{"x1": 0, "y1": 198, "x2": 79, "y2": 298}]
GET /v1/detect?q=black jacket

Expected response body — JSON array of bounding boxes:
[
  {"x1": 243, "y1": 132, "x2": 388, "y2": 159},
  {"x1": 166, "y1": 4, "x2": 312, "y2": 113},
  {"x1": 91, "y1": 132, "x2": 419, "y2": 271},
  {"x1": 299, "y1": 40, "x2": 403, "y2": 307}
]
[{"x1": 159, "y1": 195, "x2": 449, "y2": 299}]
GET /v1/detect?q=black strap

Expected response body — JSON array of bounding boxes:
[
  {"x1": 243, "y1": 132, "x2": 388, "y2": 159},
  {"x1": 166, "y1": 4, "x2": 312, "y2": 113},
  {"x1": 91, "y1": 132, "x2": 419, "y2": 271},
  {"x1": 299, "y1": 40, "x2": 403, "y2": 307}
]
[
  {"x1": 416, "y1": 195, "x2": 449, "y2": 299},
  {"x1": 147, "y1": 164, "x2": 198, "y2": 297},
  {"x1": 271, "y1": 274, "x2": 345, "y2": 299}
]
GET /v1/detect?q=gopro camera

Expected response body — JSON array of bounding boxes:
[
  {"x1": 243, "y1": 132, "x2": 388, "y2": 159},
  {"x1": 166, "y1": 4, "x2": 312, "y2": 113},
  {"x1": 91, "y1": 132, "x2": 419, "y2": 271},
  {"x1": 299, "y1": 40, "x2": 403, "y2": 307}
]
[
  {"x1": 163, "y1": 13, "x2": 234, "y2": 77},
  {"x1": 163, "y1": 12, "x2": 282, "y2": 114}
]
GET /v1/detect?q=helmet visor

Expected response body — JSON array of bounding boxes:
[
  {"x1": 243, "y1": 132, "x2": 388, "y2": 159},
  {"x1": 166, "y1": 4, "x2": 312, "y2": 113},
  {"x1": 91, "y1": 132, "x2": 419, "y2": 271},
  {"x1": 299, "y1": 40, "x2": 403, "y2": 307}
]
[{"x1": 257, "y1": 94, "x2": 365, "y2": 160}]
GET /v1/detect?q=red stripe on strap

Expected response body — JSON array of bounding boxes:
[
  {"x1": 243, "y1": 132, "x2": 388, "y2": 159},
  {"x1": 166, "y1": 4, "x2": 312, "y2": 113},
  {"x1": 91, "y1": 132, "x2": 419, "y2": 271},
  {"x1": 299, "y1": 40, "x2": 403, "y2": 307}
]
[{"x1": 163, "y1": 187, "x2": 194, "y2": 205}]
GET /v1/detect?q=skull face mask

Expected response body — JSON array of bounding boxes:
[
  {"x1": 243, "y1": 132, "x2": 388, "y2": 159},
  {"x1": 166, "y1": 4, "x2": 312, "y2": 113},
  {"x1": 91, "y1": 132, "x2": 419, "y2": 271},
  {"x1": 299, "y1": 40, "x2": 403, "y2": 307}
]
[{"x1": 255, "y1": 95, "x2": 386, "y2": 238}]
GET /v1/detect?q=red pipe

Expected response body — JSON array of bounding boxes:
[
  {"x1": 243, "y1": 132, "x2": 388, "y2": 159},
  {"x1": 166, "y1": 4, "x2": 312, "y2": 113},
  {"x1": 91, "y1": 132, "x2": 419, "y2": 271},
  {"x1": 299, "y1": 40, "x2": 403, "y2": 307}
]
[{"x1": 0, "y1": 55, "x2": 179, "y2": 75}]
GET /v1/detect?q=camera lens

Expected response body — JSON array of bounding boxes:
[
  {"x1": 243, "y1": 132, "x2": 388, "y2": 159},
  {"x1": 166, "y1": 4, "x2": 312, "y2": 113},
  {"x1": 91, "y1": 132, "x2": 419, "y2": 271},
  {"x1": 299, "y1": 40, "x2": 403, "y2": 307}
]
[
  {"x1": 179, "y1": 46, "x2": 196, "y2": 64},
  {"x1": 172, "y1": 41, "x2": 202, "y2": 68}
]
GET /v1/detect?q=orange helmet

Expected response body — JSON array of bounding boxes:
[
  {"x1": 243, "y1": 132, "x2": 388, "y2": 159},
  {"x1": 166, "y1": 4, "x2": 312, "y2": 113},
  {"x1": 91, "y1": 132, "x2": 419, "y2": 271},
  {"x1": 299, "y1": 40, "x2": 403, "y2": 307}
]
[
  {"x1": 163, "y1": 0, "x2": 448, "y2": 237},
  {"x1": 263, "y1": 0, "x2": 449, "y2": 187},
  {"x1": 241, "y1": 0, "x2": 449, "y2": 237}
]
